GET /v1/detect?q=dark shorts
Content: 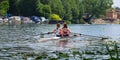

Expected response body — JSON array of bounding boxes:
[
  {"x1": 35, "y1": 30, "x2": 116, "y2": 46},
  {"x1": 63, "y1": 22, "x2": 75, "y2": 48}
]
[
  {"x1": 63, "y1": 35, "x2": 69, "y2": 37},
  {"x1": 56, "y1": 35, "x2": 61, "y2": 37}
]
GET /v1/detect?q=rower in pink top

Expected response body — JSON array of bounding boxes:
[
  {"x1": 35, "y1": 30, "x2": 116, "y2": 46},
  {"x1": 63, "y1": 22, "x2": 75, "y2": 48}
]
[{"x1": 62, "y1": 23, "x2": 71, "y2": 37}]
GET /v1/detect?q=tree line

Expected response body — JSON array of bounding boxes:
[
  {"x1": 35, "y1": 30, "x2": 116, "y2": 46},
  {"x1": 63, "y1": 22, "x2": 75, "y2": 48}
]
[{"x1": 0, "y1": 0, "x2": 113, "y2": 24}]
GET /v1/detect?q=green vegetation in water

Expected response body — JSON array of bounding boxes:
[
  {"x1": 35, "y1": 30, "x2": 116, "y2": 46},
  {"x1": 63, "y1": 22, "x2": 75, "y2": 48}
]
[
  {"x1": 84, "y1": 51, "x2": 95, "y2": 55},
  {"x1": 106, "y1": 41, "x2": 120, "y2": 60},
  {"x1": 2, "y1": 41, "x2": 118, "y2": 60},
  {"x1": 23, "y1": 52, "x2": 37, "y2": 60},
  {"x1": 35, "y1": 41, "x2": 120, "y2": 60},
  {"x1": 36, "y1": 52, "x2": 48, "y2": 60},
  {"x1": 36, "y1": 51, "x2": 70, "y2": 60},
  {"x1": 72, "y1": 51, "x2": 81, "y2": 56},
  {"x1": 35, "y1": 50, "x2": 97, "y2": 60},
  {"x1": 83, "y1": 58, "x2": 93, "y2": 60}
]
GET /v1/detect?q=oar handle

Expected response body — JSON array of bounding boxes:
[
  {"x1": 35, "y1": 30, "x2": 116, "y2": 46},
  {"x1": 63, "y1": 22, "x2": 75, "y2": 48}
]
[
  {"x1": 71, "y1": 32, "x2": 81, "y2": 35},
  {"x1": 40, "y1": 32, "x2": 53, "y2": 35}
]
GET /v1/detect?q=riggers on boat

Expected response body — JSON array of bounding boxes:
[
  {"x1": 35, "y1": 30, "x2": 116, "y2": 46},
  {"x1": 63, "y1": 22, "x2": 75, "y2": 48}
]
[{"x1": 38, "y1": 32, "x2": 109, "y2": 42}]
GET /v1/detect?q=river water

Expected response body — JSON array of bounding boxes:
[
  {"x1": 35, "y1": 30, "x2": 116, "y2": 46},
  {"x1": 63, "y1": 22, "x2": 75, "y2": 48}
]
[{"x1": 0, "y1": 24, "x2": 120, "y2": 60}]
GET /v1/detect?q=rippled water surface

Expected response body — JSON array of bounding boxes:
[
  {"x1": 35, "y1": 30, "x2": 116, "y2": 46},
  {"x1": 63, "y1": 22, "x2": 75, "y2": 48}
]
[{"x1": 0, "y1": 24, "x2": 120, "y2": 60}]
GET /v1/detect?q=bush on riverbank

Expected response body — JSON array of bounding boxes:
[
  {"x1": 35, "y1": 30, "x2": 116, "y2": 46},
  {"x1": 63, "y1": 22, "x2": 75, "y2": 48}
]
[
  {"x1": 65, "y1": 20, "x2": 71, "y2": 24},
  {"x1": 50, "y1": 14, "x2": 62, "y2": 21}
]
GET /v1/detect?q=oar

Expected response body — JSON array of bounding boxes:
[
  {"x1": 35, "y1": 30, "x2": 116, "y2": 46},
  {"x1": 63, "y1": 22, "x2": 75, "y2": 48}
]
[
  {"x1": 71, "y1": 32, "x2": 109, "y2": 40},
  {"x1": 33, "y1": 32, "x2": 53, "y2": 38},
  {"x1": 34, "y1": 32, "x2": 53, "y2": 36},
  {"x1": 40, "y1": 32, "x2": 53, "y2": 35},
  {"x1": 40, "y1": 32, "x2": 53, "y2": 38}
]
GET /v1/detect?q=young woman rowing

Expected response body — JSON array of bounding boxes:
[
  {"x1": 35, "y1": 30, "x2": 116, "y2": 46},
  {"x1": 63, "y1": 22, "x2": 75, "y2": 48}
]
[
  {"x1": 53, "y1": 23, "x2": 63, "y2": 37},
  {"x1": 62, "y1": 23, "x2": 71, "y2": 37}
]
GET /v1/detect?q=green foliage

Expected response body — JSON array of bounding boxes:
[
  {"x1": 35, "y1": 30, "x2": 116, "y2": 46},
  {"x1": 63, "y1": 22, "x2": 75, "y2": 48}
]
[
  {"x1": 42, "y1": 5, "x2": 51, "y2": 18},
  {"x1": 48, "y1": 57, "x2": 58, "y2": 60},
  {"x1": 40, "y1": 0, "x2": 50, "y2": 4},
  {"x1": 57, "y1": 52, "x2": 69, "y2": 58},
  {"x1": 8, "y1": 0, "x2": 113, "y2": 24},
  {"x1": 81, "y1": 0, "x2": 113, "y2": 18},
  {"x1": 61, "y1": 0, "x2": 72, "y2": 20},
  {"x1": 85, "y1": 51, "x2": 95, "y2": 55},
  {"x1": 79, "y1": 19, "x2": 86, "y2": 24},
  {"x1": 36, "y1": 52, "x2": 48, "y2": 60},
  {"x1": 8, "y1": 0, "x2": 20, "y2": 15},
  {"x1": 35, "y1": 52, "x2": 69, "y2": 60},
  {"x1": 83, "y1": 58, "x2": 93, "y2": 60},
  {"x1": 65, "y1": 20, "x2": 71, "y2": 24},
  {"x1": 0, "y1": 0, "x2": 9, "y2": 16},
  {"x1": 36, "y1": 1, "x2": 51, "y2": 18},
  {"x1": 72, "y1": 51, "x2": 81, "y2": 56},
  {"x1": 49, "y1": 0, "x2": 65, "y2": 18},
  {"x1": 106, "y1": 41, "x2": 120, "y2": 60},
  {"x1": 17, "y1": 0, "x2": 37, "y2": 16},
  {"x1": 50, "y1": 14, "x2": 62, "y2": 21},
  {"x1": 35, "y1": 0, "x2": 44, "y2": 16}
]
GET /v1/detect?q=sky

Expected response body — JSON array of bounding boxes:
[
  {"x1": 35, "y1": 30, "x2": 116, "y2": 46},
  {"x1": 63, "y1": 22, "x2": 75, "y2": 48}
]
[{"x1": 113, "y1": 0, "x2": 120, "y2": 8}]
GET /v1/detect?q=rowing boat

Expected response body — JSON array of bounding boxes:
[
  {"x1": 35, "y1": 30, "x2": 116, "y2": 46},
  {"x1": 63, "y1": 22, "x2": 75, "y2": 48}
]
[
  {"x1": 38, "y1": 34, "x2": 80, "y2": 42},
  {"x1": 38, "y1": 32, "x2": 109, "y2": 42}
]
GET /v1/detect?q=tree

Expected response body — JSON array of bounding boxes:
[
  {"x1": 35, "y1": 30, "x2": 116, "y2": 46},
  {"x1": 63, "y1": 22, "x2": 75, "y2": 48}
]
[
  {"x1": 49, "y1": 0, "x2": 65, "y2": 19},
  {"x1": 70, "y1": 0, "x2": 80, "y2": 23},
  {"x1": 42, "y1": 5, "x2": 51, "y2": 18},
  {"x1": 61, "y1": 0, "x2": 72, "y2": 20},
  {"x1": 17, "y1": 0, "x2": 37, "y2": 16},
  {"x1": 50, "y1": 14, "x2": 62, "y2": 21},
  {"x1": 40, "y1": 0, "x2": 50, "y2": 4},
  {"x1": 0, "y1": 0, "x2": 9, "y2": 16},
  {"x1": 115, "y1": 7, "x2": 120, "y2": 10},
  {"x1": 81, "y1": 0, "x2": 113, "y2": 24},
  {"x1": 35, "y1": 0, "x2": 51, "y2": 18},
  {"x1": 8, "y1": 0, "x2": 20, "y2": 15},
  {"x1": 7, "y1": 0, "x2": 113, "y2": 24}
]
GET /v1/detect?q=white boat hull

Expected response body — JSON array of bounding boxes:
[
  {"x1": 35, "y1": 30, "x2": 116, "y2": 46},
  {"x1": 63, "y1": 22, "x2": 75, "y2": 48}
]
[
  {"x1": 38, "y1": 34, "x2": 80, "y2": 42},
  {"x1": 38, "y1": 37, "x2": 60, "y2": 42}
]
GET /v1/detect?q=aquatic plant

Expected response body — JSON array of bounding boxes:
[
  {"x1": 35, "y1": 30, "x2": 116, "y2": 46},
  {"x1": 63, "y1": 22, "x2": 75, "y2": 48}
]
[
  {"x1": 35, "y1": 50, "x2": 97, "y2": 60},
  {"x1": 105, "y1": 41, "x2": 120, "y2": 60},
  {"x1": 35, "y1": 52, "x2": 48, "y2": 60},
  {"x1": 31, "y1": 41, "x2": 120, "y2": 60}
]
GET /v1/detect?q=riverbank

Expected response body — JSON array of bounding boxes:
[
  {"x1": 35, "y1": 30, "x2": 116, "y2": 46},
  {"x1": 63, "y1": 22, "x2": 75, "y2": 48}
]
[{"x1": 92, "y1": 18, "x2": 120, "y2": 24}]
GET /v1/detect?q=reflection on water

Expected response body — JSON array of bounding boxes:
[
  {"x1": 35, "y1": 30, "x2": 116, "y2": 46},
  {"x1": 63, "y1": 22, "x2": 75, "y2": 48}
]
[
  {"x1": 59, "y1": 40, "x2": 69, "y2": 48},
  {"x1": 0, "y1": 24, "x2": 120, "y2": 59}
]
